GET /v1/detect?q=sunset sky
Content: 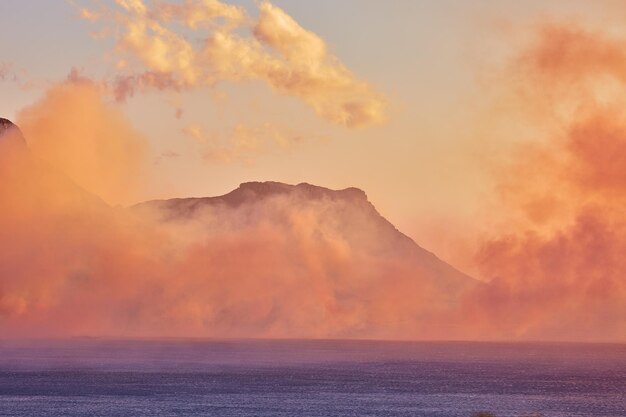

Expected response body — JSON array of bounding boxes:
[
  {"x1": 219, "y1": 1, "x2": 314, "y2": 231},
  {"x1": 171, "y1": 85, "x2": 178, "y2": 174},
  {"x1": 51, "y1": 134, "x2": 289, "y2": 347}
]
[
  {"x1": 1, "y1": 1, "x2": 625, "y2": 341},
  {"x1": 2, "y1": 0, "x2": 620, "y2": 257}
]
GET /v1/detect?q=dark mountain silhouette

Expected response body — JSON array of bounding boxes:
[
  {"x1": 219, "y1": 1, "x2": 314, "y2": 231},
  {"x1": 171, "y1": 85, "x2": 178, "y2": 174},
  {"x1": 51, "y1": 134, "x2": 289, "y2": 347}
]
[{"x1": 0, "y1": 118, "x2": 28, "y2": 155}]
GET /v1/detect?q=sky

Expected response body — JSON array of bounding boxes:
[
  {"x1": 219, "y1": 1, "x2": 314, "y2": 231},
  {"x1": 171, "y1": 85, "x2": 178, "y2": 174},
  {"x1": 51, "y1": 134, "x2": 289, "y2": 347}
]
[
  {"x1": 2, "y1": 1, "x2": 626, "y2": 341},
  {"x1": 3, "y1": 0, "x2": 611, "y2": 255},
  {"x1": 1, "y1": 1, "x2": 620, "y2": 236}
]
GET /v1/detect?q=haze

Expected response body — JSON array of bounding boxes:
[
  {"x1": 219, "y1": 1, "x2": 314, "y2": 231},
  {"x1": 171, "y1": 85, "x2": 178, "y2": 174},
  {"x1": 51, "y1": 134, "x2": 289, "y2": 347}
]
[{"x1": 1, "y1": 0, "x2": 625, "y2": 342}]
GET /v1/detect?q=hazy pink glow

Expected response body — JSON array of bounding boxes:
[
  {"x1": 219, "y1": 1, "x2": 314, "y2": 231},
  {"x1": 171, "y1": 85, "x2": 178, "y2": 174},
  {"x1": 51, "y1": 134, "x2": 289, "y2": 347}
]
[
  {"x1": 0, "y1": 87, "x2": 466, "y2": 338},
  {"x1": 17, "y1": 80, "x2": 147, "y2": 206},
  {"x1": 1, "y1": 3, "x2": 625, "y2": 342},
  {"x1": 459, "y1": 24, "x2": 626, "y2": 341}
]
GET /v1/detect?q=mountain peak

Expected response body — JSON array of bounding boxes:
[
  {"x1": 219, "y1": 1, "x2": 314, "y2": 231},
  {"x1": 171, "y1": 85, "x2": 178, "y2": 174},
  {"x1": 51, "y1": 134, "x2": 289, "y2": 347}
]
[
  {"x1": 134, "y1": 180, "x2": 476, "y2": 309},
  {"x1": 238, "y1": 181, "x2": 293, "y2": 195},
  {"x1": 0, "y1": 118, "x2": 28, "y2": 153},
  {"x1": 237, "y1": 181, "x2": 368, "y2": 202},
  {"x1": 0, "y1": 118, "x2": 20, "y2": 137},
  {"x1": 134, "y1": 181, "x2": 371, "y2": 220}
]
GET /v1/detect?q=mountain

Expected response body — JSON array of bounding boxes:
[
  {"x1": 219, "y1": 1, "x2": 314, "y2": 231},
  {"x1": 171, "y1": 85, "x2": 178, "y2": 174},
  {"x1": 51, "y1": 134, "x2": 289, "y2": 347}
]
[
  {"x1": 137, "y1": 181, "x2": 477, "y2": 305},
  {"x1": 0, "y1": 118, "x2": 29, "y2": 161},
  {"x1": 1, "y1": 118, "x2": 476, "y2": 338}
]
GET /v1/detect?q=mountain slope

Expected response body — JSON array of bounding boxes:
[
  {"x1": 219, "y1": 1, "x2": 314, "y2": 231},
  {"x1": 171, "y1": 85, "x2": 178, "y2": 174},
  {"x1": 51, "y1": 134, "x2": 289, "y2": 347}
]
[{"x1": 136, "y1": 182, "x2": 477, "y2": 311}]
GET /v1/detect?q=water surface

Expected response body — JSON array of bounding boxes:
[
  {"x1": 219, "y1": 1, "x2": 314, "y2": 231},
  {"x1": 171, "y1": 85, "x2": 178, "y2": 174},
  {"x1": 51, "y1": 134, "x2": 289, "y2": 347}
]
[{"x1": 0, "y1": 339, "x2": 624, "y2": 416}]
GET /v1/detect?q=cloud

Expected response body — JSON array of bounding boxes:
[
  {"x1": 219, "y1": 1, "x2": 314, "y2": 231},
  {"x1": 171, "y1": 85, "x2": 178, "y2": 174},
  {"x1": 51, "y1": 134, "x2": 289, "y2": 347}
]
[
  {"x1": 0, "y1": 63, "x2": 38, "y2": 90},
  {"x1": 182, "y1": 123, "x2": 207, "y2": 143},
  {"x1": 0, "y1": 63, "x2": 11, "y2": 81},
  {"x1": 458, "y1": 23, "x2": 626, "y2": 342},
  {"x1": 79, "y1": 7, "x2": 100, "y2": 22},
  {"x1": 81, "y1": 0, "x2": 386, "y2": 127},
  {"x1": 16, "y1": 78, "x2": 148, "y2": 206},
  {"x1": 182, "y1": 121, "x2": 306, "y2": 164},
  {"x1": 152, "y1": 0, "x2": 245, "y2": 29}
]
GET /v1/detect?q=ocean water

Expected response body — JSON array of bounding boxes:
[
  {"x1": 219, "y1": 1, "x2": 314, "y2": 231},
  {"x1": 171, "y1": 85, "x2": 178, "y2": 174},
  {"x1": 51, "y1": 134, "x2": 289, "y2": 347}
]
[{"x1": 0, "y1": 339, "x2": 623, "y2": 417}]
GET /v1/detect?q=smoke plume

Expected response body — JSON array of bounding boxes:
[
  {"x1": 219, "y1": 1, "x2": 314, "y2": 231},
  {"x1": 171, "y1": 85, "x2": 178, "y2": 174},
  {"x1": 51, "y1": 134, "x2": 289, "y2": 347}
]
[
  {"x1": 17, "y1": 79, "x2": 148, "y2": 206},
  {"x1": 461, "y1": 24, "x2": 626, "y2": 342}
]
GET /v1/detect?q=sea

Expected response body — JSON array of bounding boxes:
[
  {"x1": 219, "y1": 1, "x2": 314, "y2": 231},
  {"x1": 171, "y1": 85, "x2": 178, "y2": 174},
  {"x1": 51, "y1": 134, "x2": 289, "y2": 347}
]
[{"x1": 0, "y1": 339, "x2": 623, "y2": 417}]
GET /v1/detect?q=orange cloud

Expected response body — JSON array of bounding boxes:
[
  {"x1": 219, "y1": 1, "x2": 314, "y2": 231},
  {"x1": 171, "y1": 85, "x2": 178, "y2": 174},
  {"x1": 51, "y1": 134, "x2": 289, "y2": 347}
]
[
  {"x1": 16, "y1": 79, "x2": 148, "y2": 206},
  {"x1": 182, "y1": 122, "x2": 305, "y2": 164},
  {"x1": 153, "y1": 0, "x2": 245, "y2": 29},
  {"x1": 459, "y1": 23, "x2": 626, "y2": 342},
  {"x1": 82, "y1": 0, "x2": 386, "y2": 128}
]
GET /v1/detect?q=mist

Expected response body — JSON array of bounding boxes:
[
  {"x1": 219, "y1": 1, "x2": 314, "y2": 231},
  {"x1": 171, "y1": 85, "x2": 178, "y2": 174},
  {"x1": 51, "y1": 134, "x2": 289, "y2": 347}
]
[
  {"x1": 458, "y1": 23, "x2": 626, "y2": 342},
  {"x1": 0, "y1": 83, "x2": 466, "y2": 338}
]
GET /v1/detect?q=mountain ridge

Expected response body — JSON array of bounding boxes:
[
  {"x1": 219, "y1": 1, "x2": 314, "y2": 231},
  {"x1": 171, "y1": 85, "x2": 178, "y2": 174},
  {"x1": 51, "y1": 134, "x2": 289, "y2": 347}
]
[
  {"x1": 133, "y1": 181, "x2": 369, "y2": 212},
  {"x1": 136, "y1": 181, "x2": 454, "y2": 267},
  {"x1": 136, "y1": 180, "x2": 477, "y2": 302}
]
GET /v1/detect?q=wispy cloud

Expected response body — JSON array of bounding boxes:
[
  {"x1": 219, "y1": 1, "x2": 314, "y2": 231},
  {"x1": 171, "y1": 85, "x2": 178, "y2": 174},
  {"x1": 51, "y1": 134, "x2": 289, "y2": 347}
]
[
  {"x1": 81, "y1": 0, "x2": 386, "y2": 128},
  {"x1": 182, "y1": 121, "x2": 309, "y2": 164}
]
